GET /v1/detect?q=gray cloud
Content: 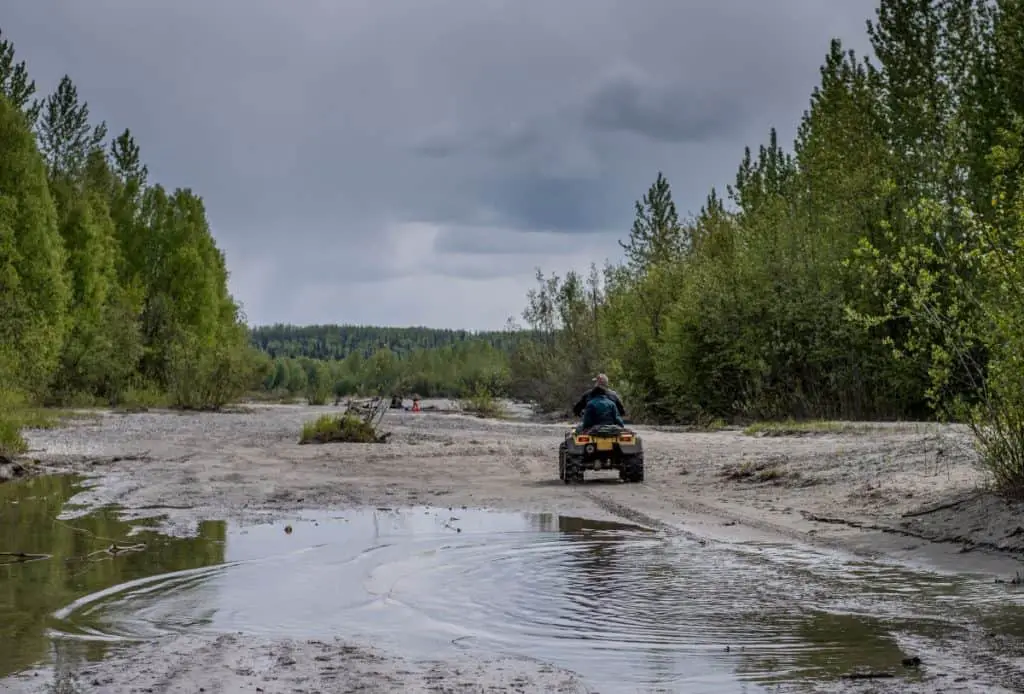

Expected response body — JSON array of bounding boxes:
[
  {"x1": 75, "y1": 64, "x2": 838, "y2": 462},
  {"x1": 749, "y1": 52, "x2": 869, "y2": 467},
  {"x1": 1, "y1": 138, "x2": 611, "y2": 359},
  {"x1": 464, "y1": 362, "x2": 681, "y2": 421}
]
[
  {"x1": 471, "y1": 175, "x2": 622, "y2": 232},
  {"x1": 0, "y1": 0, "x2": 877, "y2": 328},
  {"x1": 433, "y1": 227, "x2": 599, "y2": 257},
  {"x1": 581, "y1": 69, "x2": 745, "y2": 143}
]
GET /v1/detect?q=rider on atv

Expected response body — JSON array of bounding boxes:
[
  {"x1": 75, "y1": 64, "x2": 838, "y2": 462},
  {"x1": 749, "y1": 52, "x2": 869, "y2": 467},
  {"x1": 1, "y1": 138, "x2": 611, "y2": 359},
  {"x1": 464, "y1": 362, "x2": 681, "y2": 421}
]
[{"x1": 573, "y1": 374, "x2": 626, "y2": 430}]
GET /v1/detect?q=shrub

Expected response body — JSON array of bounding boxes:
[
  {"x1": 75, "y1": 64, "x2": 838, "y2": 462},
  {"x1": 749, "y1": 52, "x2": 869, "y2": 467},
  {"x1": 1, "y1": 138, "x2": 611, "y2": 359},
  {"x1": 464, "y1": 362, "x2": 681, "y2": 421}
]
[
  {"x1": 299, "y1": 413, "x2": 388, "y2": 444},
  {"x1": 165, "y1": 335, "x2": 260, "y2": 410},
  {"x1": 460, "y1": 383, "x2": 506, "y2": 419},
  {"x1": 0, "y1": 389, "x2": 36, "y2": 457},
  {"x1": 304, "y1": 361, "x2": 333, "y2": 406},
  {"x1": 0, "y1": 417, "x2": 27, "y2": 458}
]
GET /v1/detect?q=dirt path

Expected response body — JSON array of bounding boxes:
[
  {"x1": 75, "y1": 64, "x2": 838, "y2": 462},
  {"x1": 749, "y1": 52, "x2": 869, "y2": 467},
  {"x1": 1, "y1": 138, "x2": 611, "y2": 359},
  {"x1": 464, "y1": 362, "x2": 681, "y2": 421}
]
[{"x1": 5, "y1": 402, "x2": 1024, "y2": 692}]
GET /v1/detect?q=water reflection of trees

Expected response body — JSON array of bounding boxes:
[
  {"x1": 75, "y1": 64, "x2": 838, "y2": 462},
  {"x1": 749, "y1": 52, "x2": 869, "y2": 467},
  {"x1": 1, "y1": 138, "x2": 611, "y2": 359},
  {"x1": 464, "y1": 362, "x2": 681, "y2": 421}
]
[
  {"x1": 732, "y1": 610, "x2": 920, "y2": 685},
  {"x1": 0, "y1": 474, "x2": 226, "y2": 679}
]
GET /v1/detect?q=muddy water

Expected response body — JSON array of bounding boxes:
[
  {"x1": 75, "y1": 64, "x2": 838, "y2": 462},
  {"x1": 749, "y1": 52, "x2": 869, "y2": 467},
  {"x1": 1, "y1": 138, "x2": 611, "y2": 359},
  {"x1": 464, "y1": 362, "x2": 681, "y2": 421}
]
[
  {"x1": 2, "y1": 475, "x2": 1024, "y2": 692},
  {"x1": 0, "y1": 475, "x2": 226, "y2": 679}
]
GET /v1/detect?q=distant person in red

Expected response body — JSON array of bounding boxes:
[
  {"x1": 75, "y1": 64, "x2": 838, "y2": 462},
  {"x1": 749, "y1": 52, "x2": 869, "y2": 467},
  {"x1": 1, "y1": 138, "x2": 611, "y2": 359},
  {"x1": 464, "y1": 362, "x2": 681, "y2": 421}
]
[{"x1": 412, "y1": 398, "x2": 421, "y2": 412}]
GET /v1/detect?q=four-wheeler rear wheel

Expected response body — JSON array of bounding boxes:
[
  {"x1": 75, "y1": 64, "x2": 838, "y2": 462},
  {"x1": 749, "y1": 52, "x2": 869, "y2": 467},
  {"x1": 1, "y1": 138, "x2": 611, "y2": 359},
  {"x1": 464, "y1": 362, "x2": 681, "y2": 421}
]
[
  {"x1": 619, "y1": 454, "x2": 645, "y2": 483},
  {"x1": 563, "y1": 455, "x2": 585, "y2": 484},
  {"x1": 559, "y1": 440, "x2": 645, "y2": 485}
]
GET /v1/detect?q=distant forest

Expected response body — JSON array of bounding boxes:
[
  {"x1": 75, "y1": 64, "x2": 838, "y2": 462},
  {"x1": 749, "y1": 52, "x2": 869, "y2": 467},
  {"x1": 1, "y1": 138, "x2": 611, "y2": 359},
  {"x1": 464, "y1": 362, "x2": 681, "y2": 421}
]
[{"x1": 250, "y1": 324, "x2": 534, "y2": 360}]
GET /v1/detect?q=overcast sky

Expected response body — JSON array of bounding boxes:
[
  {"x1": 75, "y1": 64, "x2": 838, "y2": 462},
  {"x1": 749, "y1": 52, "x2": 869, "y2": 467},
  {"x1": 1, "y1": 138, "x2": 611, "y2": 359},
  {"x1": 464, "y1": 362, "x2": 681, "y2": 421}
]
[{"x1": 1, "y1": 0, "x2": 876, "y2": 330}]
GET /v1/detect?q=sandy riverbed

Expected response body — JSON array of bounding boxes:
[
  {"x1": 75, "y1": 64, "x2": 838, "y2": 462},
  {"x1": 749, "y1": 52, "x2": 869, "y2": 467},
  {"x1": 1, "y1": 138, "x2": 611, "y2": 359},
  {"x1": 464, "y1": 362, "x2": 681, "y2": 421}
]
[{"x1": 3, "y1": 402, "x2": 1024, "y2": 692}]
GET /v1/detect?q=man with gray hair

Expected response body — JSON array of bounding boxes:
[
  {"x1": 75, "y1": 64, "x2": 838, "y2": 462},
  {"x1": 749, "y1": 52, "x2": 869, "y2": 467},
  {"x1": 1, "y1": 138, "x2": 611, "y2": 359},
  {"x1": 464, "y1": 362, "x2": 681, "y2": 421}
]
[{"x1": 572, "y1": 373, "x2": 626, "y2": 420}]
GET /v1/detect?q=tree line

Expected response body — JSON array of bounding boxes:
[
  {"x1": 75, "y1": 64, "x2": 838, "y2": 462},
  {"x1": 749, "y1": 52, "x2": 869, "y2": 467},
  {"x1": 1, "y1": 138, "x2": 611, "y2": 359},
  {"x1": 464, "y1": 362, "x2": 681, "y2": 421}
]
[
  {"x1": 251, "y1": 324, "x2": 530, "y2": 360},
  {"x1": 0, "y1": 27, "x2": 265, "y2": 446},
  {"x1": 257, "y1": 340, "x2": 511, "y2": 404},
  {"x1": 506, "y1": 0, "x2": 1024, "y2": 490},
  {"x1": 248, "y1": 326, "x2": 526, "y2": 402}
]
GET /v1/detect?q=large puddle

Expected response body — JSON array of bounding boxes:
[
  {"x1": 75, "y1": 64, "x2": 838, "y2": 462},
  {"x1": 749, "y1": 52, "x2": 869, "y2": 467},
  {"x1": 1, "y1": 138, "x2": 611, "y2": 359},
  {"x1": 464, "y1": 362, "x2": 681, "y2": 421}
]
[{"x1": 2, "y1": 475, "x2": 1024, "y2": 692}]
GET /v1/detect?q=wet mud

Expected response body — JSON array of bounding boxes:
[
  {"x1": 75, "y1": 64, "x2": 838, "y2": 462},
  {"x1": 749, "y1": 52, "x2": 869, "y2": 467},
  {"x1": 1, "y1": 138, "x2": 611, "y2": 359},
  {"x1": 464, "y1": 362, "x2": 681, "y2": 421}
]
[{"x1": 2, "y1": 403, "x2": 1024, "y2": 691}]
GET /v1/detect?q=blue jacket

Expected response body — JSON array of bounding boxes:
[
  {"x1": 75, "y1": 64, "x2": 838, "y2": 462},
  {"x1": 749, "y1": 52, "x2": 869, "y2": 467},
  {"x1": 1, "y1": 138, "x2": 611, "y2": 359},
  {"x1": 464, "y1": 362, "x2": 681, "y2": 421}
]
[
  {"x1": 582, "y1": 394, "x2": 625, "y2": 429},
  {"x1": 573, "y1": 386, "x2": 626, "y2": 418}
]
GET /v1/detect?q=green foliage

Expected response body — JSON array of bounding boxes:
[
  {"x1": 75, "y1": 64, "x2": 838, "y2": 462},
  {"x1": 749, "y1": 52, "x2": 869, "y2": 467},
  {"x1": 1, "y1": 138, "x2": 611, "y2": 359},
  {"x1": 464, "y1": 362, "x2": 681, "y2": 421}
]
[
  {"x1": 0, "y1": 31, "x2": 261, "y2": 449},
  {"x1": 165, "y1": 330, "x2": 261, "y2": 411},
  {"x1": 0, "y1": 28, "x2": 39, "y2": 123},
  {"x1": 250, "y1": 323, "x2": 533, "y2": 360},
  {"x1": 851, "y1": 113, "x2": 1024, "y2": 496},
  {"x1": 0, "y1": 390, "x2": 27, "y2": 457},
  {"x1": 304, "y1": 360, "x2": 333, "y2": 405},
  {"x1": 460, "y1": 383, "x2": 506, "y2": 419},
  {"x1": 508, "y1": 266, "x2": 606, "y2": 412},
  {"x1": 254, "y1": 337, "x2": 512, "y2": 402},
  {"x1": 0, "y1": 93, "x2": 70, "y2": 399},
  {"x1": 0, "y1": 388, "x2": 99, "y2": 457},
  {"x1": 116, "y1": 384, "x2": 170, "y2": 412},
  {"x1": 299, "y1": 413, "x2": 384, "y2": 444},
  {"x1": 0, "y1": 419, "x2": 26, "y2": 458}
]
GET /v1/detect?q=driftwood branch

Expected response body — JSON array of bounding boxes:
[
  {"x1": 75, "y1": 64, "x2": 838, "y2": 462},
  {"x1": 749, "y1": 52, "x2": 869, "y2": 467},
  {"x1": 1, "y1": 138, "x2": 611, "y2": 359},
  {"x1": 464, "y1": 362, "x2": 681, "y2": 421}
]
[{"x1": 0, "y1": 551, "x2": 50, "y2": 564}]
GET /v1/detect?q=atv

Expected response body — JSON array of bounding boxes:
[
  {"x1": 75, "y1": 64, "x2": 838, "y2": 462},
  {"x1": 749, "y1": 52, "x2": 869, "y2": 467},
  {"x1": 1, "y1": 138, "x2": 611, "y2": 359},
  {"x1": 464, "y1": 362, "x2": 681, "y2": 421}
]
[{"x1": 558, "y1": 423, "x2": 644, "y2": 484}]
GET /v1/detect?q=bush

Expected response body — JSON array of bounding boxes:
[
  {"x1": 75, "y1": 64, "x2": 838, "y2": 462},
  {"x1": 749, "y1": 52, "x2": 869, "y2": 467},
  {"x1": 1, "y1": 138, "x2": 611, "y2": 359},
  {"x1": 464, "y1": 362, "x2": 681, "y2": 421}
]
[
  {"x1": 116, "y1": 384, "x2": 171, "y2": 411},
  {"x1": 0, "y1": 388, "x2": 81, "y2": 458},
  {"x1": 0, "y1": 417, "x2": 27, "y2": 458},
  {"x1": 299, "y1": 413, "x2": 388, "y2": 444},
  {"x1": 304, "y1": 361, "x2": 333, "y2": 405},
  {"x1": 165, "y1": 334, "x2": 261, "y2": 410},
  {"x1": 460, "y1": 384, "x2": 506, "y2": 419}
]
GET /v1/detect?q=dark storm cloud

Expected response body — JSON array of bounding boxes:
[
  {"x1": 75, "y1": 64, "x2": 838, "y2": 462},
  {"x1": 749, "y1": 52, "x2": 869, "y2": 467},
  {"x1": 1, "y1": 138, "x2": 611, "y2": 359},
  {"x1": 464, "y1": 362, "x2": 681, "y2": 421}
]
[
  {"x1": 0, "y1": 0, "x2": 878, "y2": 327},
  {"x1": 411, "y1": 70, "x2": 745, "y2": 162},
  {"x1": 472, "y1": 175, "x2": 623, "y2": 233},
  {"x1": 581, "y1": 70, "x2": 745, "y2": 143}
]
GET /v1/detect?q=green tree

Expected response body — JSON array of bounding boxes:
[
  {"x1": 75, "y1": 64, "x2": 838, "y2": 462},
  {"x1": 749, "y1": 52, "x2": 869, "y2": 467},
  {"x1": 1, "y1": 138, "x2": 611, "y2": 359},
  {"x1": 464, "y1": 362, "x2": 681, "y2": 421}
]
[
  {"x1": 36, "y1": 76, "x2": 107, "y2": 180},
  {"x1": 35, "y1": 79, "x2": 142, "y2": 403},
  {"x1": 618, "y1": 171, "x2": 686, "y2": 269},
  {"x1": 0, "y1": 29, "x2": 40, "y2": 123},
  {"x1": 0, "y1": 95, "x2": 70, "y2": 398}
]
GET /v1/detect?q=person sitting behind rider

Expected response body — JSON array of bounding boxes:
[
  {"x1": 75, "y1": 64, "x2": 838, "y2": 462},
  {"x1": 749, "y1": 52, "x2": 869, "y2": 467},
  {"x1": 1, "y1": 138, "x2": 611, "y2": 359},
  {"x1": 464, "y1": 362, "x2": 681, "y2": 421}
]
[
  {"x1": 575, "y1": 374, "x2": 626, "y2": 430},
  {"x1": 581, "y1": 391, "x2": 624, "y2": 429},
  {"x1": 573, "y1": 373, "x2": 626, "y2": 420}
]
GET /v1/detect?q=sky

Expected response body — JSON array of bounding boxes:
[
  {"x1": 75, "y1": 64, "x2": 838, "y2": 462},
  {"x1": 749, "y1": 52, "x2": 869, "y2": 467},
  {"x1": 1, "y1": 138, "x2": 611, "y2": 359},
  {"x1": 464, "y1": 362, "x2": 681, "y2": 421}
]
[{"x1": 1, "y1": 0, "x2": 877, "y2": 330}]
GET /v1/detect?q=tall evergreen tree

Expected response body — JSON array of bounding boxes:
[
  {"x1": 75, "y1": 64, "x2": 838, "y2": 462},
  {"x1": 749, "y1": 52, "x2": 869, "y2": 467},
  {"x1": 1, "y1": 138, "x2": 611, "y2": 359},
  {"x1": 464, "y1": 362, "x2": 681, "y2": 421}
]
[
  {"x1": 0, "y1": 29, "x2": 39, "y2": 123},
  {"x1": 36, "y1": 76, "x2": 107, "y2": 180},
  {"x1": 619, "y1": 172, "x2": 686, "y2": 269}
]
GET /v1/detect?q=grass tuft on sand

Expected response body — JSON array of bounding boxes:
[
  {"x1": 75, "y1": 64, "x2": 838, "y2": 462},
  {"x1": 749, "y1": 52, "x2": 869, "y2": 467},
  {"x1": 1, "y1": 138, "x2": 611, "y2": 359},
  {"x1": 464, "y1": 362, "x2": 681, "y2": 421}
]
[{"x1": 299, "y1": 413, "x2": 389, "y2": 444}]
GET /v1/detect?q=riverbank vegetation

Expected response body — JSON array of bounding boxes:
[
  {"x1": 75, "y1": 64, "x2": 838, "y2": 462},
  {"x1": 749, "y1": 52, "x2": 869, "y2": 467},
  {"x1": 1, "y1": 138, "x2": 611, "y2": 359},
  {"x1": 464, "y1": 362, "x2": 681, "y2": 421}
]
[{"x1": 0, "y1": 30, "x2": 268, "y2": 454}]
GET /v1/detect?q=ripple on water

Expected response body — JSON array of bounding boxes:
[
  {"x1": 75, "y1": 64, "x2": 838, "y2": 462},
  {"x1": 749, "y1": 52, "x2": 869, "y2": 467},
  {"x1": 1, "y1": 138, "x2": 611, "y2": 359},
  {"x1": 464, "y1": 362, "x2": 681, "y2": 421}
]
[{"x1": 27, "y1": 503, "x2": 1024, "y2": 692}]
